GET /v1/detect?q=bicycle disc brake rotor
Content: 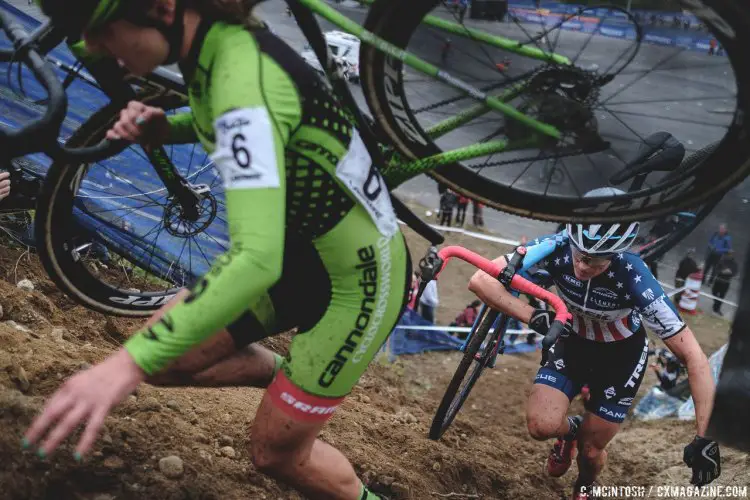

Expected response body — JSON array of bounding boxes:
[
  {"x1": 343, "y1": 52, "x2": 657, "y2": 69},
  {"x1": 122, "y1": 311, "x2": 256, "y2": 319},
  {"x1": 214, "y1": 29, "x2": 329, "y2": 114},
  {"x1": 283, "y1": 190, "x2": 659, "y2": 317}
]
[{"x1": 163, "y1": 192, "x2": 218, "y2": 237}]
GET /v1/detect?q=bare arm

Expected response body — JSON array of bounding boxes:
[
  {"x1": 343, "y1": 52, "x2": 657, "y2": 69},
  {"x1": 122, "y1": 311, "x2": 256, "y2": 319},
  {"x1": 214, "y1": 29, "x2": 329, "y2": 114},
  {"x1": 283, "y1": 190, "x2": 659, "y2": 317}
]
[
  {"x1": 468, "y1": 255, "x2": 535, "y2": 323},
  {"x1": 663, "y1": 327, "x2": 715, "y2": 437}
]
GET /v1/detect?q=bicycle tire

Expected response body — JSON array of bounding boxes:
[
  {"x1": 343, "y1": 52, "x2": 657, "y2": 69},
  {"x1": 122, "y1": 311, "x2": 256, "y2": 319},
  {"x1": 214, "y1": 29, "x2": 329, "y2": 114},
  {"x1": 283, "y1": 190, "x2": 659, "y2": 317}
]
[
  {"x1": 35, "y1": 89, "x2": 209, "y2": 317},
  {"x1": 360, "y1": 0, "x2": 750, "y2": 222},
  {"x1": 429, "y1": 306, "x2": 502, "y2": 440}
]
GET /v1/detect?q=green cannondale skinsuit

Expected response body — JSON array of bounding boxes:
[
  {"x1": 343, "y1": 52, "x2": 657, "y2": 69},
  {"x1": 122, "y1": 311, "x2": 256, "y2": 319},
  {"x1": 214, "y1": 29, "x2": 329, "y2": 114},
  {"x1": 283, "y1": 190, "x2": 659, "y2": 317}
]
[{"x1": 123, "y1": 20, "x2": 410, "y2": 408}]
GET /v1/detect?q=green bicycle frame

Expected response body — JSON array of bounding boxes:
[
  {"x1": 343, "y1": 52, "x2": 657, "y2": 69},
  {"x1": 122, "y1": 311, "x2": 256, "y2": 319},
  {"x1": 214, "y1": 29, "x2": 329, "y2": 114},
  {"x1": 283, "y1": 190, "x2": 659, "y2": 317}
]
[{"x1": 299, "y1": 0, "x2": 571, "y2": 178}]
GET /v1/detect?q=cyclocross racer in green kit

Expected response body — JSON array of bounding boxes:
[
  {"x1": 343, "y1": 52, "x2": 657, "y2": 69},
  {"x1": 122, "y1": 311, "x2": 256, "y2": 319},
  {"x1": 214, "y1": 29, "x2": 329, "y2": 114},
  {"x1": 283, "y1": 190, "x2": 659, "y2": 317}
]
[{"x1": 24, "y1": 1, "x2": 409, "y2": 499}]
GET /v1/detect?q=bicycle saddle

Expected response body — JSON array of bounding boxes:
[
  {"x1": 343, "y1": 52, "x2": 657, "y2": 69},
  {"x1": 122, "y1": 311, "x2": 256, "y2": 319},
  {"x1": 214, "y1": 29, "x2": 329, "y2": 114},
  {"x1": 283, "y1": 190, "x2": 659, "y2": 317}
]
[{"x1": 609, "y1": 131, "x2": 686, "y2": 184}]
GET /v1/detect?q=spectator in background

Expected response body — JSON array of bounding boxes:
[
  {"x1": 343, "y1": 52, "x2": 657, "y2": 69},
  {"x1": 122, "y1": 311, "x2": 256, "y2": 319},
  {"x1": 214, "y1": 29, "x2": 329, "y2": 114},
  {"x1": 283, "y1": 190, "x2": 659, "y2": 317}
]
[
  {"x1": 451, "y1": 300, "x2": 481, "y2": 339},
  {"x1": 675, "y1": 248, "x2": 699, "y2": 303},
  {"x1": 471, "y1": 199, "x2": 484, "y2": 227},
  {"x1": 407, "y1": 272, "x2": 419, "y2": 311},
  {"x1": 708, "y1": 38, "x2": 717, "y2": 55},
  {"x1": 441, "y1": 38, "x2": 452, "y2": 64},
  {"x1": 439, "y1": 190, "x2": 457, "y2": 226},
  {"x1": 419, "y1": 278, "x2": 439, "y2": 323},
  {"x1": 712, "y1": 250, "x2": 738, "y2": 317},
  {"x1": 455, "y1": 195, "x2": 469, "y2": 226},
  {"x1": 650, "y1": 348, "x2": 684, "y2": 391},
  {"x1": 704, "y1": 223, "x2": 732, "y2": 285},
  {"x1": 457, "y1": 0, "x2": 468, "y2": 23},
  {"x1": 639, "y1": 213, "x2": 679, "y2": 279}
]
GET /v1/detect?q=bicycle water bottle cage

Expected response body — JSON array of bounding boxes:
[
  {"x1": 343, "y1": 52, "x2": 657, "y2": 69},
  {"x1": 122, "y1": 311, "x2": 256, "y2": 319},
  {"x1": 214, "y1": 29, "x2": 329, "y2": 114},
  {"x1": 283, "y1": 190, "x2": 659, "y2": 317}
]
[
  {"x1": 610, "y1": 131, "x2": 685, "y2": 186},
  {"x1": 498, "y1": 245, "x2": 526, "y2": 287}
]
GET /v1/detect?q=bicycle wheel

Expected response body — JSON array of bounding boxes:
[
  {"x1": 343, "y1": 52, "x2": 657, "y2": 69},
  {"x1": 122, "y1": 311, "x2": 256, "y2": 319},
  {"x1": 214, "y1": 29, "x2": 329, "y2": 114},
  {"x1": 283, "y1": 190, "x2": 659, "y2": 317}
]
[
  {"x1": 36, "y1": 90, "x2": 227, "y2": 316},
  {"x1": 361, "y1": 0, "x2": 750, "y2": 222},
  {"x1": 429, "y1": 306, "x2": 504, "y2": 440}
]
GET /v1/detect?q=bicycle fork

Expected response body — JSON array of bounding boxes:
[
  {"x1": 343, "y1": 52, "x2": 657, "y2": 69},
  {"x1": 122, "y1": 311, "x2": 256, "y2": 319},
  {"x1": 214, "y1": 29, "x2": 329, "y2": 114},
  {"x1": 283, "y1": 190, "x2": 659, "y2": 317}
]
[{"x1": 146, "y1": 146, "x2": 208, "y2": 221}]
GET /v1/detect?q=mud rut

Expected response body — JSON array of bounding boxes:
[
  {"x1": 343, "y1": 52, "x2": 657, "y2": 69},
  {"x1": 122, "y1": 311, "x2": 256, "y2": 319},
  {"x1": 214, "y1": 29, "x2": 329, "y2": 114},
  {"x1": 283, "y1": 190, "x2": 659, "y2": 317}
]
[{"x1": 0, "y1": 227, "x2": 747, "y2": 500}]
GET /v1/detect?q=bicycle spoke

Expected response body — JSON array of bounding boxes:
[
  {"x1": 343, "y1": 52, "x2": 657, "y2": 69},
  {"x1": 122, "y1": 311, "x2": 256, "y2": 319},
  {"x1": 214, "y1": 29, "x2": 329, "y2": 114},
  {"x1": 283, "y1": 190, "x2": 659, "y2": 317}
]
[
  {"x1": 582, "y1": 152, "x2": 610, "y2": 189},
  {"x1": 596, "y1": 105, "x2": 648, "y2": 144},
  {"x1": 540, "y1": 157, "x2": 554, "y2": 196},
  {"x1": 606, "y1": 96, "x2": 734, "y2": 106},
  {"x1": 559, "y1": 157, "x2": 582, "y2": 198},
  {"x1": 599, "y1": 104, "x2": 728, "y2": 131},
  {"x1": 509, "y1": 153, "x2": 544, "y2": 188},
  {"x1": 570, "y1": 17, "x2": 606, "y2": 66},
  {"x1": 437, "y1": 1, "x2": 515, "y2": 83},
  {"x1": 600, "y1": 49, "x2": 691, "y2": 106}
]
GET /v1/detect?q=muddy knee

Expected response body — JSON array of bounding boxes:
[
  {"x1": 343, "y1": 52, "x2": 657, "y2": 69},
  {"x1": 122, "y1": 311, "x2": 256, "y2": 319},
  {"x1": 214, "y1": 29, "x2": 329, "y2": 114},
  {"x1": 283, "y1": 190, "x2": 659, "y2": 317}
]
[
  {"x1": 526, "y1": 415, "x2": 562, "y2": 441},
  {"x1": 579, "y1": 442, "x2": 607, "y2": 463}
]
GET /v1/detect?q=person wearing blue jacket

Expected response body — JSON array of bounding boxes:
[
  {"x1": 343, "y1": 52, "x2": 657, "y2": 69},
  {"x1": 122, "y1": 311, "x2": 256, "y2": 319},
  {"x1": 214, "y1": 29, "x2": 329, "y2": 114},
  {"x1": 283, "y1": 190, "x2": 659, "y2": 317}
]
[{"x1": 703, "y1": 224, "x2": 732, "y2": 285}]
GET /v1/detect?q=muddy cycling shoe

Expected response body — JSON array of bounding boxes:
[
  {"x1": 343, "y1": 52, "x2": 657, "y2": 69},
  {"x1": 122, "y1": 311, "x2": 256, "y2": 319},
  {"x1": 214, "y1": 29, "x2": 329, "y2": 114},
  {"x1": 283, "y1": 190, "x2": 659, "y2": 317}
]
[{"x1": 547, "y1": 415, "x2": 582, "y2": 477}]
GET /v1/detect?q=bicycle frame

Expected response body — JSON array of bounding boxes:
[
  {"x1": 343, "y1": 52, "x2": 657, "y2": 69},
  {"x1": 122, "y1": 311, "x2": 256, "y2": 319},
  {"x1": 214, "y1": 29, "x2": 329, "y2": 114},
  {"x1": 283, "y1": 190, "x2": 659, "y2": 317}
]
[
  {"x1": 293, "y1": 0, "x2": 571, "y2": 182},
  {"x1": 1, "y1": 0, "x2": 574, "y2": 194}
]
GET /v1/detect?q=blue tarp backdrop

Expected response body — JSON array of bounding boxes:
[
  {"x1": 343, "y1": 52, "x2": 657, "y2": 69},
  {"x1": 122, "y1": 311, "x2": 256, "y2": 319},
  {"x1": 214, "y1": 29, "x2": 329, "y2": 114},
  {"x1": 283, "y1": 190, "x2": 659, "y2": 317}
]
[
  {"x1": 386, "y1": 309, "x2": 540, "y2": 360},
  {"x1": 0, "y1": 0, "x2": 227, "y2": 284}
]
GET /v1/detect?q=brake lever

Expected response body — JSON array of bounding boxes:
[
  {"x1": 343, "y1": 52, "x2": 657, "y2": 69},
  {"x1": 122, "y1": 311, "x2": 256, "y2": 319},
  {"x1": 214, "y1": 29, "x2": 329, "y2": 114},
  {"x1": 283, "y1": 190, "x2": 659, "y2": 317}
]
[
  {"x1": 540, "y1": 321, "x2": 566, "y2": 367},
  {"x1": 414, "y1": 246, "x2": 443, "y2": 306}
]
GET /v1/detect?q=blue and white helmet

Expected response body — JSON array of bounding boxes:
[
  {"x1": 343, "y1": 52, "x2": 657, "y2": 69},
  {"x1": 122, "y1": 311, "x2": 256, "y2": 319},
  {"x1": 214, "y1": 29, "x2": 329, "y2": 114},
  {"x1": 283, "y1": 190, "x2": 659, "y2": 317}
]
[{"x1": 566, "y1": 188, "x2": 640, "y2": 256}]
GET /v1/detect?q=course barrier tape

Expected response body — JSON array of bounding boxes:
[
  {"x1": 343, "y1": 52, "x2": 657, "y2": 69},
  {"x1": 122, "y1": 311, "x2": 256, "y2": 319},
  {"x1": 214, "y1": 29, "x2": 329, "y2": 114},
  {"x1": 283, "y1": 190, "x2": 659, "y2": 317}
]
[{"x1": 394, "y1": 324, "x2": 535, "y2": 335}]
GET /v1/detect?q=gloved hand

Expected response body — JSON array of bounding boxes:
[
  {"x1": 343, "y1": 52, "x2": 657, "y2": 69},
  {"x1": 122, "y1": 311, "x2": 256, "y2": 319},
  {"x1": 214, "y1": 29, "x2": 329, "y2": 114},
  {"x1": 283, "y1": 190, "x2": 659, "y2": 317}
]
[
  {"x1": 529, "y1": 308, "x2": 571, "y2": 336},
  {"x1": 683, "y1": 436, "x2": 721, "y2": 486}
]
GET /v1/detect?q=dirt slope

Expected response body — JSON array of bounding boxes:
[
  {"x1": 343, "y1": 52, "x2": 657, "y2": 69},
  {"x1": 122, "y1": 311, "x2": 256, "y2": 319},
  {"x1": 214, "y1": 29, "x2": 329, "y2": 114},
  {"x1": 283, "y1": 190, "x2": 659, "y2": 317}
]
[{"x1": 0, "y1": 226, "x2": 748, "y2": 500}]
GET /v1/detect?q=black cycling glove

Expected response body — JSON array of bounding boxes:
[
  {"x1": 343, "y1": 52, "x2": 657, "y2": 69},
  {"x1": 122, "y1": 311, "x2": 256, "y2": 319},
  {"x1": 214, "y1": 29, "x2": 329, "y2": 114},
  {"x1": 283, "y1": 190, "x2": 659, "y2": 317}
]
[
  {"x1": 529, "y1": 308, "x2": 567, "y2": 336},
  {"x1": 683, "y1": 435, "x2": 721, "y2": 486},
  {"x1": 528, "y1": 308, "x2": 553, "y2": 335}
]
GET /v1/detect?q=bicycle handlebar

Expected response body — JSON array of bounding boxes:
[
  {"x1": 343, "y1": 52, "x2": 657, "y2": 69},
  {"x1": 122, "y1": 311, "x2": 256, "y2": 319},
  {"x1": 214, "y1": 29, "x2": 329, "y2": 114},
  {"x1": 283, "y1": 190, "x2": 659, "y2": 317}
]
[
  {"x1": 0, "y1": 11, "x2": 129, "y2": 162},
  {"x1": 434, "y1": 245, "x2": 572, "y2": 362}
]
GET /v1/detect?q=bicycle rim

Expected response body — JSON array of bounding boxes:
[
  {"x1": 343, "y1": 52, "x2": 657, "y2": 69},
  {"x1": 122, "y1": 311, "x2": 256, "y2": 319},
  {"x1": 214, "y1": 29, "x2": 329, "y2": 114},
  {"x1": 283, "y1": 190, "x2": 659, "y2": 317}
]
[
  {"x1": 361, "y1": 0, "x2": 750, "y2": 222},
  {"x1": 36, "y1": 91, "x2": 227, "y2": 316}
]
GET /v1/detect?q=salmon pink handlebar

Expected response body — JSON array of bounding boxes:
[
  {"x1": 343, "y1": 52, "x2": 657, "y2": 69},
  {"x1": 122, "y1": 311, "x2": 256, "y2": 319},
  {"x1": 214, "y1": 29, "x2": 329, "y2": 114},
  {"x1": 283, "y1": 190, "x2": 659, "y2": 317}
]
[
  {"x1": 435, "y1": 245, "x2": 572, "y2": 322},
  {"x1": 426, "y1": 245, "x2": 572, "y2": 360}
]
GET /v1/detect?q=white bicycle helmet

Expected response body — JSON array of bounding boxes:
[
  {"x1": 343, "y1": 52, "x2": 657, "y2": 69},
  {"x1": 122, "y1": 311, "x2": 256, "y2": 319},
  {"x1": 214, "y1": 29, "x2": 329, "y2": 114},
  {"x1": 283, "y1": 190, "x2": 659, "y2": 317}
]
[{"x1": 566, "y1": 188, "x2": 640, "y2": 256}]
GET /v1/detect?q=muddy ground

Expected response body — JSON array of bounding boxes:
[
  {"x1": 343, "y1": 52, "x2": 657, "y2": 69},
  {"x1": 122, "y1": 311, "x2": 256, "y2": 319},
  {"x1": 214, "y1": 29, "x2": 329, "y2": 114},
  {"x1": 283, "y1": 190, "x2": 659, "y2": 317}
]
[{"x1": 0, "y1": 224, "x2": 748, "y2": 500}]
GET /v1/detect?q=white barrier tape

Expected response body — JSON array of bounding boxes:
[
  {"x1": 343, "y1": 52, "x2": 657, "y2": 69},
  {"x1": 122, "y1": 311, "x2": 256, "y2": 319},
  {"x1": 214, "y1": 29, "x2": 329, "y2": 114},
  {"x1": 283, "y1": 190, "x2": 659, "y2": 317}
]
[
  {"x1": 394, "y1": 324, "x2": 536, "y2": 335},
  {"x1": 659, "y1": 282, "x2": 738, "y2": 307},
  {"x1": 663, "y1": 286, "x2": 687, "y2": 299},
  {"x1": 397, "y1": 219, "x2": 520, "y2": 247}
]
